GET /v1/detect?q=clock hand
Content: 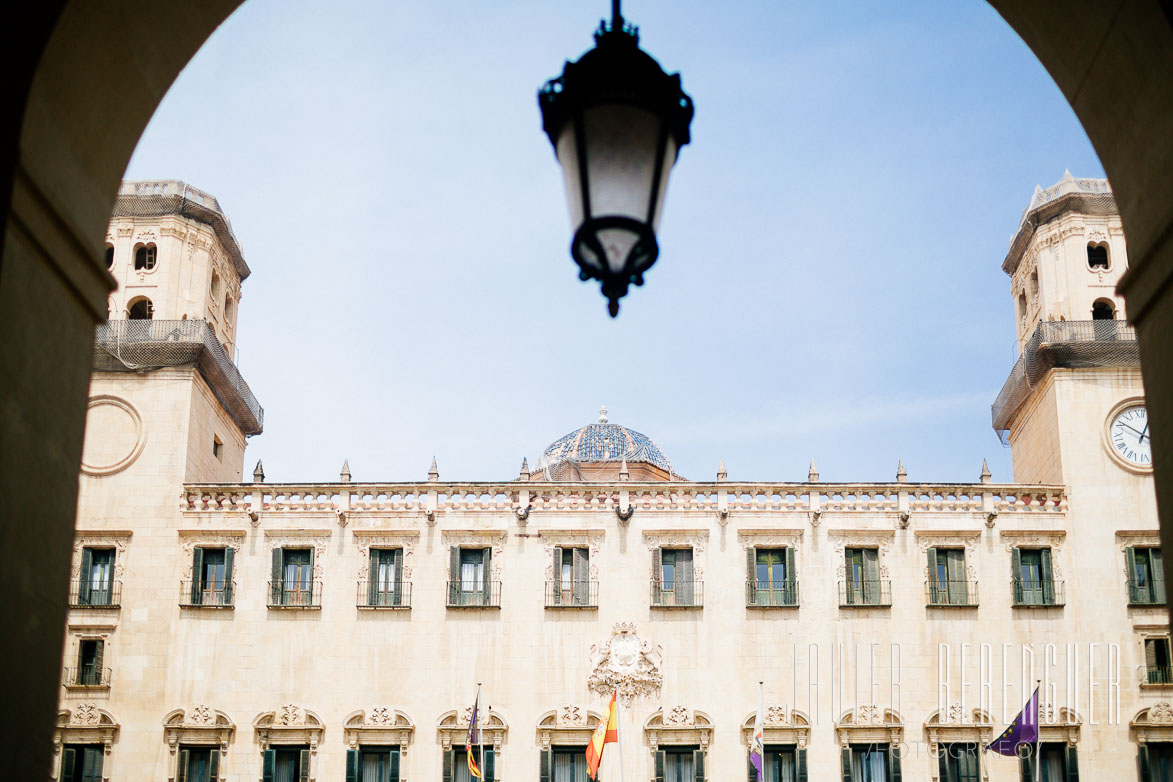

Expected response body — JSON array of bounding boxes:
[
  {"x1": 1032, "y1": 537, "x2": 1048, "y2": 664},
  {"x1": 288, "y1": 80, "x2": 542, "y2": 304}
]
[{"x1": 1120, "y1": 423, "x2": 1146, "y2": 438}]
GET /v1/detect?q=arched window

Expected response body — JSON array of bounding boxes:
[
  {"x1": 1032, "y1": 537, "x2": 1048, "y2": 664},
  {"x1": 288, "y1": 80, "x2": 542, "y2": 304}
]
[
  {"x1": 223, "y1": 296, "x2": 234, "y2": 324},
  {"x1": 133, "y1": 243, "x2": 157, "y2": 270},
  {"x1": 1017, "y1": 291, "x2": 1027, "y2": 322},
  {"x1": 1092, "y1": 298, "x2": 1115, "y2": 320},
  {"x1": 104, "y1": 244, "x2": 114, "y2": 269},
  {"x1": 126, "y1": 297, "x2": 153, "y2": 320},
  {"x1": 1087, "y1": 243, "x2": 1109, "y2": 269},
  {"x1": 210, "y1": 272, "x2": 221, "y2": 302},
  {"x1": 1029, "y1": 270, "x2": 1039, "y2": 299}
]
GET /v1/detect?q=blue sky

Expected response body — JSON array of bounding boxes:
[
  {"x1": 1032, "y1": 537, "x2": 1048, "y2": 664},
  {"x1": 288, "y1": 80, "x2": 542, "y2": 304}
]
[{"x1": 125, "y1": 0, "x2": 1105, "y2": 485}]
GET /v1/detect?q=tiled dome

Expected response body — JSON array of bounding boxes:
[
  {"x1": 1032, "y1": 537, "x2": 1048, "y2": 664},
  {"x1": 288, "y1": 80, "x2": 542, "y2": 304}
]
[{"x1": 537, "y1": 406, "x2": 673, "y2": 475}]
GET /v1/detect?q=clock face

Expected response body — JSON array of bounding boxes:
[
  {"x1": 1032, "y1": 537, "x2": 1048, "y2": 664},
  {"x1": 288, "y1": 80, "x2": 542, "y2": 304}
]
[{"x1": 1108, "y1": 405, "x2": 1152, "y2": 468}]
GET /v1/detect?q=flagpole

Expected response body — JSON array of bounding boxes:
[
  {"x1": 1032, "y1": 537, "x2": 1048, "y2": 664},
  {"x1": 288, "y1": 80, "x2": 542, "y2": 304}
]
[
  {"x1": 480, "y1": 685, "x2": 486, "y2": 782},
  {"x1": 1034, "y1": 680, "x2": 1041, "y2": 782},
  {"x1": 615, "y1": 689, "x2": 626, "y2": 782}
]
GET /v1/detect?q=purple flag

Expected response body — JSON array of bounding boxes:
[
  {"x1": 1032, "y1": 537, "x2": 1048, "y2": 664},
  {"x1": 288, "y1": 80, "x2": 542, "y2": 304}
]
[{"x1": 986, "y1": 686, "x2": 1039, "y2": 756}]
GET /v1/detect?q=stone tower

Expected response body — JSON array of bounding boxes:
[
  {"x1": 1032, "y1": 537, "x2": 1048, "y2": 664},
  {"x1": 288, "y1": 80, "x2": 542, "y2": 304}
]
[
  {"x1": 80, "y1": 180, "x2": 262, "y2": 488},
  {"x1": 992, "y1": 172, "x2": 1152, "y2": 493}
]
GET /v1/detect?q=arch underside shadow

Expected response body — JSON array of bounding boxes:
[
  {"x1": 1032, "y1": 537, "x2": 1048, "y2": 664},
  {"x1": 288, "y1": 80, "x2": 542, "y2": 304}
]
[{"x1": 2, "y1": 0, "x2": 1173, "y2": 777}]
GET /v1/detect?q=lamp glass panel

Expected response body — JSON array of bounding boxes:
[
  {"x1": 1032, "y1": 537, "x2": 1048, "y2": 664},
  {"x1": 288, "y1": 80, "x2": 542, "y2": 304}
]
[
  {"x1": 556, "y1": 124, "x2": 585, "y2": 229},
  {"x1": 581, "y1": 104, "x2": 662, "y2": 222}
]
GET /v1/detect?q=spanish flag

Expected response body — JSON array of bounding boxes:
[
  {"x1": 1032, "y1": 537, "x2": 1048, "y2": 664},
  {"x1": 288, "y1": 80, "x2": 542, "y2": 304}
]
[
  {"x1": 466, "y1": 685, "x2": 484, "y2": 779},
  {"x1": 586, "y1": 689, "x2": 619, "y2": 780}
]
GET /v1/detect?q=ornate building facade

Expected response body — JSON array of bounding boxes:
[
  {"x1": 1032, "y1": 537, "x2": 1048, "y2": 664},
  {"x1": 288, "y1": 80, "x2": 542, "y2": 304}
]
[{"x1": 58, "y1": 176, "x2": 1163, "y2": 782}]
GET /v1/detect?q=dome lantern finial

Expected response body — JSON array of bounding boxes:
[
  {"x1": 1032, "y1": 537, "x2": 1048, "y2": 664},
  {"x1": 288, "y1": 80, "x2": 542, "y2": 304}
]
[{"x1": 598, "y1": 404, "x2": 608, "y2": 424}]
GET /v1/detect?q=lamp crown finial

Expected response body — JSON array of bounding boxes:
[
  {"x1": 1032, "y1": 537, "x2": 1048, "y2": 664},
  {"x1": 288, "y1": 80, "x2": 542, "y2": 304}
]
[{"x1": 598, "y1": 405, "x2": 608, "y2": 424}]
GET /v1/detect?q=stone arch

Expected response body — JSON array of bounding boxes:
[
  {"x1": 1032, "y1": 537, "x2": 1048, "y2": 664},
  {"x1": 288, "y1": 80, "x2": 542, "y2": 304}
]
[{"x1": 7, "y1": 4, "x2": 1173, "y2": 780}]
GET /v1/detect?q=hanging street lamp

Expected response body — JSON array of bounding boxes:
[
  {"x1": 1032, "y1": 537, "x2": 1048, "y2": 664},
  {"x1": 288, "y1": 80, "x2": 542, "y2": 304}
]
[{"x1": 538, "y1": 0, "x2": 694, "y2": 317}]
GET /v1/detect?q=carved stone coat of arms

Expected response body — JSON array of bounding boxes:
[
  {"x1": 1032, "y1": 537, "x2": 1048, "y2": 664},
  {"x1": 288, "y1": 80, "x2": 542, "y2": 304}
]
[{"x1": 588, "y1": 622, "x2": 662, "y2": 705}]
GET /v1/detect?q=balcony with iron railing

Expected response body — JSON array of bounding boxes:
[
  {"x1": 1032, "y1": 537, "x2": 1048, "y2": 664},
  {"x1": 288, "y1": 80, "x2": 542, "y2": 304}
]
[
  {"x1": 180, "y1": 580, "x2": 235, "y2": 608},
  {"x1": 63, "y1": 667, "x2": 111, "y2": 689},
  {"x1": 746, "y1": 580, "x2": 799, "y2": 607},
  {"x1": 839, "y1": 579, "x2": 892, "y2": 607},
  {"x1": 545, "y1": 580, "x2": 599, "y2": 608},
  {"x1": 67, "y1": 579, "x2": 122, "y2": 609},
  {"x1": 1128, "y1": 577, "x2": 1167, "y2": 606},
  {"x1": 925, "y1": 580, "x2": 979, "y2": 607},
  {"x1": 1147, "y1": 665, "x2": 1173, "y2": 686},
  {"x1": 267, "y1": 580, "x2": 322, "y2": 609},
  {"x1": 1011, "y1": 578, "x2": 1065, "y2": 607},
  {"x1": 446, "y1": 581, "x2": 502, "y2": 608},
  {"x1": 650, "y1": 580, "x2": 704, "y2": 608},
  {"x1": 357, "y1": 580, "x2": 412, "y2": 609}
]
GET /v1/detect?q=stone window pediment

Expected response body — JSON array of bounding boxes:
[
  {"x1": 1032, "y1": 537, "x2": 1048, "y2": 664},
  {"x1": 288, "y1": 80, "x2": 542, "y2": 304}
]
[
  {"x1": 835, "y1": 706, "x2": 903, "y2": 746},
  {"x1": 163, "y1": 706, "x2": 234, "y2": 782},
  {"x1": 740, "y1": 708, "x2": 810, "y2": 748},
  {"x1": 54, "y1": 705, "x2": 119, "y2": 779},
  {"x1": 343, "y1": 708, "x2": 415, "y2": 751},
  {"x1": 1134, "y1": 703, "x2": 1173, "y2": 743},
  {"x1": 253, "y1": 705, "x2": 324, "y2": 750},
  {"x1": 644, "y1": 708, "x2": 713, "y2": 750},
  {"x1": 437, "y1": 709, "x2": 507, "y2": 752},
  {"x1": 923, "y1": 709, "x2": 993, "y2": 749},
  {"x1": 536, "y1": 706, "x2": 604, "y2": 750}
]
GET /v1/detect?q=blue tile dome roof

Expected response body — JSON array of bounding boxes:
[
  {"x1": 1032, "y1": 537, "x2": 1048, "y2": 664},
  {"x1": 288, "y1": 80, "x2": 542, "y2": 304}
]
[{"x1": 537, "y1": 406, "x2": 673, "y2": 475}]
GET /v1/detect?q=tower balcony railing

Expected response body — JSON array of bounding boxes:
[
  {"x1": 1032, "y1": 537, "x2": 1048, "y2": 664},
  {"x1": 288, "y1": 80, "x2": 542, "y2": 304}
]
[
  {"x1": 93, "y1": 319, "x2": 263, "y2": 434},
  {"x1": 993, "y1": 319, "x2": 1137, "y2": 435},
  {"x1": 67, "y1": 579, "x2": 122, "y2": 609},
  {"x1": 545, "y1": 580, "x2": 599, "y2": 608},
  {"x1": 357, "y1": 580, "x2": 412, "y2": 609},
  {"x1": 925, "y1": 579, "x2": 980, "y2": 607},
  {"x1": 650, "y1": 580, "x2": 703, "y2": 608}
]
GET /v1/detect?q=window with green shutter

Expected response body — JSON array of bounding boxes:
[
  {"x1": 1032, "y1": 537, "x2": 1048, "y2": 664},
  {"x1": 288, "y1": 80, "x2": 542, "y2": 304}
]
[
  {"x1": 844, "y1": 548, "x2": 883, "y2": 606},
  {"x1": 177, "y1": 746, "x2": 219, "y2": 782},
  {"x1": 190, "y1": 547, "x2": 232, "y2": 607},
  {"x1": 749, "y1": 548, "x2": 796, "y2": 606},
  {"x1": 1129, "y1": 547, "x2": 1166, "y2": 605},
  {"x1": 78, "y1": 547, "x2": 115, "y2": 606},
  {"x1": 927, "y1": 548, "x2": 970, "y2": 606},
  {"x1": 1146, "y1": 638, "x2": 1173, "y2": 684},
  {"x1": 347, "y1": 746, "x2": 400, "y2": 782},
  {"x1": 449, "y1": 746, "x2": 495, "y2": 782},
  {"x1": 60, "y1": 744, "x2": 103, "y2": 782},
  {"x1": 1014, "y1": 548, "x2": 1057, "y2": 606},
  {"x1": 753, "y1": 745, "x2": 803, "y2": 781},
  {"x1": 550, "y1": 546, "x2": 591, "y2": 606},
  {"x1": 449, "y1": 547, "x2": 493, "y2": 607},
  {"x1": 1021, "y1": 742, "x2": 1078, "y2": 782},
  {"x1": 368, "y1": 548, "x2": 404, "y2": 607},
  {"x1": 844, "y1": 744, "x2": 889, "y2": 781},
  {"x1": 939, "y1": 743, "x2": 980, "y2": 782},
  {"x1": 271, "y1": 548, "x2": 314, "y2": 607}
]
